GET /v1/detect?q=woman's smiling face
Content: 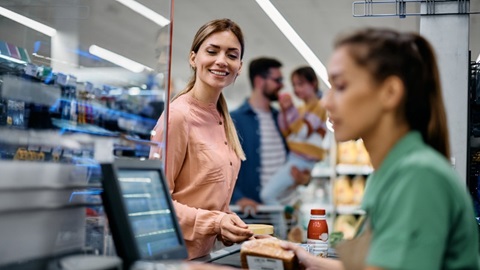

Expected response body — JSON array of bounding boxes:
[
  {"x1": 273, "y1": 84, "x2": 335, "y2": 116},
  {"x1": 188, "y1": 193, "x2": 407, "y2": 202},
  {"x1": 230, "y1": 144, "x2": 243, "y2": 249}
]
[{"x1": 190, "y1": 30, "x2": 243, "y2": 91}]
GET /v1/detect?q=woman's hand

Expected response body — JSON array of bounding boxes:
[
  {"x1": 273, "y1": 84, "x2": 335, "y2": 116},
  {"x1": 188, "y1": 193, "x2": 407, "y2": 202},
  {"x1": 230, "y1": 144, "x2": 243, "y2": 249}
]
[
  {"x1": 219, "y1": 214, "x2": 254, "y2": 246},
  {"x1": 280, "y1": 241, "x2": 344, "y2": 270}
]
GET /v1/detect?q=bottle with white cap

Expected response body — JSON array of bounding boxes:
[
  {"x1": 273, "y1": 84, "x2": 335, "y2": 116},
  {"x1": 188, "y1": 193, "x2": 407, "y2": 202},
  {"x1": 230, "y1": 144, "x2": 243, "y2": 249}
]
[{"x1": 307, "y1": 208, "x2": 329, "y2": 257}]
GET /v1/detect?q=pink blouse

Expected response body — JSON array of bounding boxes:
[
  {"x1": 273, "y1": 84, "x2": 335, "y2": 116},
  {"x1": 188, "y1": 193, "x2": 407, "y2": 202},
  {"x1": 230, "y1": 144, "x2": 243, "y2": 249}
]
[{"x1": 149, "y1": 93, "x2": 241, "y2": 259}]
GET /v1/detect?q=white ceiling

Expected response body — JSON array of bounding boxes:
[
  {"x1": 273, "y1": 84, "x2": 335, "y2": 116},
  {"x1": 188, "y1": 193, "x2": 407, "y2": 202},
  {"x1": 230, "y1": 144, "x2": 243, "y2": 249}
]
[
  {"x1": 0, "y1": 0, "x2": 478, "y2": 109},
  {"x1": 169, "y1": 0, "x2": 479, "y2": 108}
]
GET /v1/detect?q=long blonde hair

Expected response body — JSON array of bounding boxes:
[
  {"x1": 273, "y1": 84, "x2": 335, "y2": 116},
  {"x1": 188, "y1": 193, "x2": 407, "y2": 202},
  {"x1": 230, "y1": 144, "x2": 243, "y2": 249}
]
[{"x1": 172, "y1": 18, "x2": 246, "y2": 160}]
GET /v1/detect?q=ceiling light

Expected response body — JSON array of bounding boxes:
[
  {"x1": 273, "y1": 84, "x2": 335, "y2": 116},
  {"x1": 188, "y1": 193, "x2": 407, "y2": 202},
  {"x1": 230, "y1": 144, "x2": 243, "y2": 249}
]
[
  {"x1": 89, "y1": 45, "x2": 152, "y2": 73},
  {"x1": 477, "y1": 53, "x2": 480, "y2": 63},
  {"x1": 255, "y1": 0, "x2": 330, "y2": 89},
  {"x1": 115, "y1": 0, "x2": 170, "y2": 27},
  {"x1": 0, "y1": 6, "x2": 56, "y2": 37}
]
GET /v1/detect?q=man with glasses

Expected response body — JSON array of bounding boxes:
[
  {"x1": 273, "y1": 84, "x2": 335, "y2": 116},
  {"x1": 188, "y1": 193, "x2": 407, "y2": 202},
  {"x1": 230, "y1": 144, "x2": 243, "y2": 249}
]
[{"x1": 230, "y1": 57, "x2": 309, "y2": 212}]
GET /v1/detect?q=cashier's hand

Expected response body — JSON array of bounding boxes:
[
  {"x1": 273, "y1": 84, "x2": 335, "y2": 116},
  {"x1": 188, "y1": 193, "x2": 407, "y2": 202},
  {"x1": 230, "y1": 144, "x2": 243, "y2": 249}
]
[
  {"x1": 219, "y1": 214, "x2": 254, "y2": 246},
  {"x1": 281, "y1": 241, "x2": 344, "y2": 270},
  {"x1": 280, "y1": 241, "x2": 322, "y2": 270}
]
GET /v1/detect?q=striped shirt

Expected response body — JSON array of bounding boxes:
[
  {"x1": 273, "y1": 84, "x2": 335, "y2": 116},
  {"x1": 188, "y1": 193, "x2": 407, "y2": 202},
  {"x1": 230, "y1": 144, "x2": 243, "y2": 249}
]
[{"x1": 254, "y1": 108, "x2": 287, "y2": 188}]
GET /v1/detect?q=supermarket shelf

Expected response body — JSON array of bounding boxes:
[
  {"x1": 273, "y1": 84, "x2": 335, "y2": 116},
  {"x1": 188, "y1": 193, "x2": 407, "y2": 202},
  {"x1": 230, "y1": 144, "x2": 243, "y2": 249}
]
[
  {"x1": 1, "y1": 75, "x2": 61, "y2": 106},
  {"x1": 336, "y1": 164, "x2": 374, "y2": 175},
  {"x1": 52, "y1": 118, "x2": 118, "y2": 137},
  {"x1": 311, "y1": 165, "x2": 334, "y2": 178},
  {"x1": 335, "y1": 205, "x2": 366, "y2": 215},
  {"x1": 229, "y1": 205, "x2": 284, "y2": 214},
  {"x1": 300, "y1": 203, "x2": 334, "y2": 214}
]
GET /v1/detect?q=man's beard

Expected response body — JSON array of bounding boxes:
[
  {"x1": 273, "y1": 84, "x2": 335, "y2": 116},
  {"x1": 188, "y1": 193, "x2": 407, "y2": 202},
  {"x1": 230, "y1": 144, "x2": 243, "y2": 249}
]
[{"x1": 262, "y1": 87, "x2": 279, "y2": 101}]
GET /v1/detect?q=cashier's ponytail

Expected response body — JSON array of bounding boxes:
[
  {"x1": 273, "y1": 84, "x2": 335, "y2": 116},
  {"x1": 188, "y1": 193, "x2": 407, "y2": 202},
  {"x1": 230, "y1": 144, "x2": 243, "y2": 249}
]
[
  {"x1": 411, "y1": 34, "x2": 450, "y2": 159},
  {"x1": 335, "y1": 28, "x2": 450, "y2": 158}
]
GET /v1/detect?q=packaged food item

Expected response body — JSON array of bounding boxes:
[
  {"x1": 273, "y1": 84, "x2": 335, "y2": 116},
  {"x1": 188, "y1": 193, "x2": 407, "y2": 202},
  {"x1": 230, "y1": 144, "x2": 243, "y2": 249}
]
[
  {"x1": 248, "y1": 224, "x2": 274, "y2": 236},
  {"x1": 334, "y1": 176, "x2": 354, "y2": 205},
  {"x1": 307, "y1": 209, "x2": 329, "y2": 258},
  {"x1": 240, "y1": 238, "x2": 301, "y2": 270},
  {"x1": 337, "y1": 140, "x2": 358, "y2": 164},
  {"x1": 351, "y1": 175, "x2": 366, "y2": 205},
  {"x1": 356, "y1": 139, "x2": 371, "y2": 165}
]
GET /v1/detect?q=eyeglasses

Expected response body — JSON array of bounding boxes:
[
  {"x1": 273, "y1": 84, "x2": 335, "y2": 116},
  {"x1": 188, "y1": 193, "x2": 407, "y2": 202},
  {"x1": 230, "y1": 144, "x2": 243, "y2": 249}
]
[{"x1": 267, "y1": 76, "x2": 283, "y2": 85}]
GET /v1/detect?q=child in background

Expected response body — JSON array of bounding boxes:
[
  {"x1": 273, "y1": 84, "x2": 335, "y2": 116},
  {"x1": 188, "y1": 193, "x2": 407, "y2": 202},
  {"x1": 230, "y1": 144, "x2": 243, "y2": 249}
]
[{"x1": 260, "y1": 66, "x2": 328, "y2": 205}]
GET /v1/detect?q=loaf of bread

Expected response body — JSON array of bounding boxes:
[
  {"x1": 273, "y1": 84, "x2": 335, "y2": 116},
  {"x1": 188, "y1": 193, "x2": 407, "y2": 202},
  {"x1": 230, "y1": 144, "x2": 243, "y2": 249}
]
[{"x1": 240, "y1": 238, "x2": 301, "y2": 270}]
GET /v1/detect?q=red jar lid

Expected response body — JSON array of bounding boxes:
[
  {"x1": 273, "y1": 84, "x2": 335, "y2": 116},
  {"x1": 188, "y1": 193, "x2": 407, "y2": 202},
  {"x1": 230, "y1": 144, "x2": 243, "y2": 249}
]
[{"x1": 311, "y1": 209, "x2": 325, "y2": 215}]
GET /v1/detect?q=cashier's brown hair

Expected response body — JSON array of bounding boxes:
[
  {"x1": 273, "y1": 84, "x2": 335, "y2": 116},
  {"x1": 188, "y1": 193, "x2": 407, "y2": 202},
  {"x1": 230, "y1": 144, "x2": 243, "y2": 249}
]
[
  {"x1": 172, "y1": 18, "x2": 246, "y2": 160},
  {"x1": 334, "y1": 28, "x2": 450, "y2": 158}
]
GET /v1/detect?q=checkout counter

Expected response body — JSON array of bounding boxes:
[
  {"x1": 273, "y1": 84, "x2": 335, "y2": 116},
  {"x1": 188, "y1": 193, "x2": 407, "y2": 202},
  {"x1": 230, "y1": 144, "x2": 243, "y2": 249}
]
[{"x1": 0, "y1": 131, "x2": 333, "y2": 270}]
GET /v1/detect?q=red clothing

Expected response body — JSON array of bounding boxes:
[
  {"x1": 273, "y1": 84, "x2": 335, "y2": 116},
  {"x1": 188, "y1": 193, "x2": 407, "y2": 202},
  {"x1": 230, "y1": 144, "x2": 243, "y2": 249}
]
[{"x1": 150, "y1": 93, "x2": 240, "y2": 259}]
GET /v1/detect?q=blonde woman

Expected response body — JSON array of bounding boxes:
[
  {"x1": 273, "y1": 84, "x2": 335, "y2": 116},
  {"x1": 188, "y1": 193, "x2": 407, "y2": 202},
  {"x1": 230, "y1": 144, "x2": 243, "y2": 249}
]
[{"x1": 150, "y1": 18, "x2": 253, "y2": 259}]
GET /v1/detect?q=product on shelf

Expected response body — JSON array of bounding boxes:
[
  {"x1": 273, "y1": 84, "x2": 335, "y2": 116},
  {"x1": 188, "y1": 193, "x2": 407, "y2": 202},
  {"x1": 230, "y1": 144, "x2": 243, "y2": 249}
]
[
  {"x1": 337, "y1": 139, "x2": 372, "y2": 166},
  {"x1": 351, "y1": 175, "x2": 366, "y2": 205},
  {"x1": 333, "y1": 175, "x2": 354, "y2": 205},
  {"x1": 0, "y1": 51, "x2": 162, "y2": 144},
  {"x1": 356, "y1": 139, "x2": 371, "y2": 165},
  {"x1": 337, "y1": 140, "x2": 358, "y2": 164}
]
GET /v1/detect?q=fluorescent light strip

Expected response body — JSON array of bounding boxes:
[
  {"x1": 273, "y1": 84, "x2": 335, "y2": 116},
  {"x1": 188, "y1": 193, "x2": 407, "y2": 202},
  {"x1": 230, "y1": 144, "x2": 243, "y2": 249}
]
[
  {"x1": 115, "y1": 0, "x2": 170, "y2": 27},
  {"x1": 477, "y1": 53, "x2": 480, "y2": 63},
  {"x1": 0, "y1": 6, "x2": 56, "y2": 37},
  {"x1": 32, "y1": 53, "x2": 79, "y2": 67},
  {"x1": 255, "y1": 0, "x2": 330, "y2": 89},
  {"x1": 89, "y1": 45, "x2": 152, "y2": 73},
  {"x1": 0, "y1": 54, "x2": 27, "y2": 64}
]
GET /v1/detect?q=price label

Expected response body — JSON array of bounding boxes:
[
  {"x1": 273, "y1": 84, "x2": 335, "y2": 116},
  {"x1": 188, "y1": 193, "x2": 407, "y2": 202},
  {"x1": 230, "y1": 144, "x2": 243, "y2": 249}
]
[
  {"x1": 56, "y1": 73, "x2": 67, "y2": 86},
  {"x1": 246, "y1": 255, "x2": 284, "y2": 270},
  {"x1": 25, "y1": 63, "x2": 38, "y2": 77}
]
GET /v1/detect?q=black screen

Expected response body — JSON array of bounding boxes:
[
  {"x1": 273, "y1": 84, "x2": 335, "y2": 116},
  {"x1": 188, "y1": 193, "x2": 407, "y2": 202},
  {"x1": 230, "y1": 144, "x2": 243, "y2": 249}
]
[
  {"x1": 101, "y1": 159, "x2": 187, "y2": 268},
  {"x1": 116, "y1": 169, "x2": 180, "y2": 258}
]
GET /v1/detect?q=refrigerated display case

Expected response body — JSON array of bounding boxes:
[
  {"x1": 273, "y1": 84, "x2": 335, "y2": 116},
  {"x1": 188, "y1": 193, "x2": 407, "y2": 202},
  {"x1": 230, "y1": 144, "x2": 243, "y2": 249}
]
[
  {"x1": 0, "y1": 0, "x2": 173, "y2": 268},
  {"x1": 0, "y1": 0, "x2": 173, "y2": 153}
]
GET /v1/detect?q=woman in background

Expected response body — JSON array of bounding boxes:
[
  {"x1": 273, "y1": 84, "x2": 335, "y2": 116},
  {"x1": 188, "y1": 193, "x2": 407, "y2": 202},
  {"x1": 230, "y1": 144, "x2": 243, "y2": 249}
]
[
  {"x1": 260, "y1": 66, "x2": 328, "y2": 205},
  {"x1": 150, "y1": 18, "x2": 253, "y2": 259},
  {"x1": 282, "y1": 28, "x2": 479, "y2": 269}
]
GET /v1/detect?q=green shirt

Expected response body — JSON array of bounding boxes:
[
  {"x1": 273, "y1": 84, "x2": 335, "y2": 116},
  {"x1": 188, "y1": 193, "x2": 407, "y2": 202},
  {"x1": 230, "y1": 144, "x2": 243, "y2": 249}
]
[{"x1": 362, "y1": 131, "x2": 480, "y2": 269}]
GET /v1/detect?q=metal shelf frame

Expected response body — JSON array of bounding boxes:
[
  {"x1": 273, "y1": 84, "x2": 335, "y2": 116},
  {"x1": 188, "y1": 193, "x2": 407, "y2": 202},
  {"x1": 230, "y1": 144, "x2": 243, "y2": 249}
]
[{"x1": 353, "y1": 0, "x2": 474, "y2": 18}]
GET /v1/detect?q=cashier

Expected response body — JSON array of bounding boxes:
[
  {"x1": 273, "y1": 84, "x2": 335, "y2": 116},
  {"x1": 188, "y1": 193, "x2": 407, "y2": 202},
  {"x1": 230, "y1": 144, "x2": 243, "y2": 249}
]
[
  {"x1": 149, "y1": 18, "x2": 253, "y2": 259},
  {"x1": 281, "y1": 28, "x2": 479, "y2": 269}
]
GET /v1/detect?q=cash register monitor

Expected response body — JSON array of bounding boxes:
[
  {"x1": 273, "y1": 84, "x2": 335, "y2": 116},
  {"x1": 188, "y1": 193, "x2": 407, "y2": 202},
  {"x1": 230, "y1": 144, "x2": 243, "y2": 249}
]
[{"x1": 101, "y1": 159, "x2": 187, "y2": 268}]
